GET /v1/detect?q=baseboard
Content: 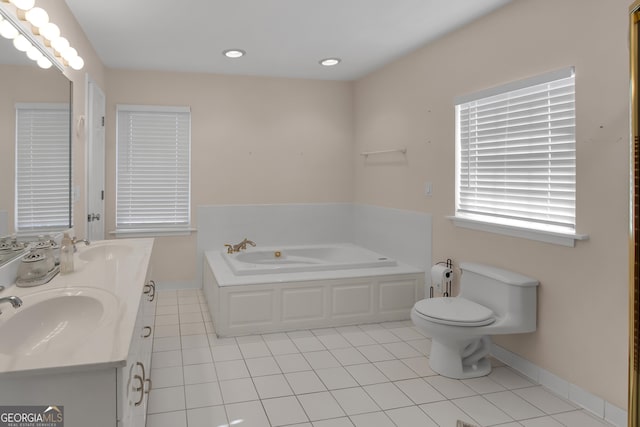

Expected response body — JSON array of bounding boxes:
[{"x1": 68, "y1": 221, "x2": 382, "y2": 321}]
[{"x1": 492, "y1": 344, "x2": 626, "y2": 427}]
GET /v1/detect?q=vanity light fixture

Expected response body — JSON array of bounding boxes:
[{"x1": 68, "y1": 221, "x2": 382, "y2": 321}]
[
  {"x1": 319, "y1": 57, "x2": 341, "y2": 67},
  {"x1": 0, "y1": 0, "x2": 84, "y2": 71},
  {"x1": 223, "y1": 49, "x2": 245, "y2": 59}
]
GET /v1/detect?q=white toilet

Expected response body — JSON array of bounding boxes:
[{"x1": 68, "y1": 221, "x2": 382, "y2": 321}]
[{"x1": 411, "y1": 262, "x2": 539, "y2": 379}]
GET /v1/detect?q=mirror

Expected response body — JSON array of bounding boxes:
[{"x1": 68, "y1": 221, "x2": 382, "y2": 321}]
[{"x1": 0, "y1": 34, "x2": 72, "y2": 266}]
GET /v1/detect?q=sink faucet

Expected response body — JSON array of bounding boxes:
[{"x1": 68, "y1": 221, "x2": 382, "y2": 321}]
[
  {"x1": 224, "y1": 238, "x2": 256, "y2": 254},
  {"x1": 0, "y1": 296, "x2": 22, "y2": 315},
  {"x1": 71, "y1": 237, "x2": 90, "y2": 253}
]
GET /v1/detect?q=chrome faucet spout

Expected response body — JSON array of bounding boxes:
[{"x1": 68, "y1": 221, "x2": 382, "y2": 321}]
[
  {"x1": 0, "y1": 296, "x2": 23, "y2": 314},
  {"x1": 71, "y1": 237, "x2": 90, "y2": 253}
]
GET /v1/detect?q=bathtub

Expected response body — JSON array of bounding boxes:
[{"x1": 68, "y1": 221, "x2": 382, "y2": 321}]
[
  {"x1": 223, "y1": 244, "x2": 397, "y2": 275},
  {"x1": 203, "y1": 243, "x2": 425, "y2": 336}
]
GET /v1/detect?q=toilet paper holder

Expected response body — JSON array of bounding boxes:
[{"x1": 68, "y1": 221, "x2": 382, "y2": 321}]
[{"x1": 430, "y1": 258, "x2": 453, "y2": 298}]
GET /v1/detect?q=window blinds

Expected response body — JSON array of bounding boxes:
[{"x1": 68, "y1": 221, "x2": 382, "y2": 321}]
[
  {"x1": 15, "y1": 103, "x2": 71, "y2": 232},
  {"x1": 116, "y1": 105, "x2": 191, "y2": 231},
  {"x1": 455, "y1": 68, "x2": 576, "y2": 230}
]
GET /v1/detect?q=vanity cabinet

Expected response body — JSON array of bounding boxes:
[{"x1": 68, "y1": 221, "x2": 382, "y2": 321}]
[{"x1": 0, "y1": 279, "x2": 156, "y2": 427}]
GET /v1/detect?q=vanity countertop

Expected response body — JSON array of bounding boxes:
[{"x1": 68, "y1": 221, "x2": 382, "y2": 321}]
[{"x1": 0, "y1": 237, "x2": 154, "y2": 377}]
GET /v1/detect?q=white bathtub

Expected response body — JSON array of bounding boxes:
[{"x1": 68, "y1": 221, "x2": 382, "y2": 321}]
[
  {"x1": 223, "y1": 244, "x2": 397, "y2": 276},
  {"x1": 204, "y1": 243, "x2": 425, "y2": 336}
]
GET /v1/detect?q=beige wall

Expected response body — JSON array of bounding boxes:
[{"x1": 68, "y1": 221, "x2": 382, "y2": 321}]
[
  {"x1": 104, "y1": 70, "x2": 354, "y2": 282},
  {"x1": 354, "y1": 0, "x2": 629, "y2": 408}
]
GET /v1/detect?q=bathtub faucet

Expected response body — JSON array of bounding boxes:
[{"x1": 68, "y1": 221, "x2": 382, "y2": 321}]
[{"x1": 225, "y1": 238, "x2": 256, "y2": 254}]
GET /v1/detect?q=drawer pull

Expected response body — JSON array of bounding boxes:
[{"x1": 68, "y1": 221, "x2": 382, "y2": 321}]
[
  {"x1": 144, "y1": 280, "x2": 156, "y2": 301},
  {"x1": 142, "y1": 326, "x2": 152, "y2": 338},
  {"x1": 133, "y1": 374, "x2": 144, "y2": 406}
]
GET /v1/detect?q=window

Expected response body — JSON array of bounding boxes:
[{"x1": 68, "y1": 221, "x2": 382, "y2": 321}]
[
  {"x1": 116, "y1": 105, "x2": 191, "y2": 234},
  {"x1": 15, "y1": 103, "x2": 71, "y2": 233},
  {"x1": 453, "y1": 67, "x2": 583, "y2": 245}
]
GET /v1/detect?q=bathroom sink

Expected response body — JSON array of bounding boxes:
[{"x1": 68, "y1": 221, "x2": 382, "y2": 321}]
[
  {"x1": 0, "y1": 287, "x2": 119, "y2": 357},
  {"x1": 78, "y1": 243, "x2": 134, "y2": 262}
]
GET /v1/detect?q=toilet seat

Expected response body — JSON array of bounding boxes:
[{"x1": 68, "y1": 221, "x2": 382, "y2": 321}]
[{"x1": 414, "y1": 297, "x2": 495, "y2": 327}]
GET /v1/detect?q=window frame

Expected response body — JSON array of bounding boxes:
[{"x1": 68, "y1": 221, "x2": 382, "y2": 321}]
[
  {"x1": 450, "y1": 67, "x2": 587, "y2": 247},
  {"x1": 114, "y1": 104, "x2": 192, "y2": 237}
]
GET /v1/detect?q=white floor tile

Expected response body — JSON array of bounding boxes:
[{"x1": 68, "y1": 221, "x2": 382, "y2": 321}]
[
  {"x1": 385, "y1": 405, "x2": 439, "y2": 427},
  {"x1": 286, "y1": 371, "x2": 328, "y2": 394},
  {"x1": 253, "y1": 374, "x2": 294, "y2": 399},
  {"x1": 186, "y1": 405, "x2": 228, "y2": 427},
  {"x1": 153, "y1": 336, "x2": 182, "y2": 352},
  {"x1": 400, "y1": 356, "x2": 436, "y2": 377},
  {"x1": 425, "y1": 376, "x2": 476, "y2": 399},
  {"x1": 330, "y1": 387, "x2": 380, "y2": 415},
  {"x1": 226, "y1": 400, "x2": 271, "y2": 427},
  {"x1": 363, "y1": 382, "x2": 413, "y2": 410},
  {"x1": 180, "y1": 334, "x2": 209, "y2": 349},
  {"x1": 382, "y1": 341, "x2": 422, "y2": 359},
  {"x1": 238, "y1": 339, "x2": 272, "y2": 359},
  {"x1": 419, "y1": 400, "x2": 477, "y2": 427},
  {"x1": 275, "y1": 353, "x2": 313, "y2": 373},
  {"x1": 330, "y1": 347, "x2": 369, "y2": 366},
  {"x1": 291, "y1": 335, "x2": 327, "y2": 352},
  {"x1": 182, "y1": 347, "x2": 213, "y2": 365},
  {"x1": 146, "y1": 410, "x2": 187, "y2": 427},
  {"x1": 262, "y1": 396, "x2": 310, "y2": 426},
  {"x1": 312, "y1": 417, "x2": 355, "y2": 426},
  {"x1": 179, "y1": 311, "x2": 203, "y2": 324},
  {"x1": 386, "y1": 326, "x2": 425, "y2": 341},
  {"x1": 178, "y1": 303, "x2": 202, "y2": 314},
  {"x1": 264, "y1": 335, "x2": 300, "y2": 355},
  {"x1": 374, "y1": 360, "x2": 418, "y2": 381},
  {"x1": 304, "y1": 351, "x2": 341, "y2": 370},
  {"x1": 350, "y1": 411, "x2": 396, "y2": 427},
  {"x1": 298, "y1": 391, "x2": 346, "y2": 421},
  {"x1": 154, "y1": 324, "x2": 180, "y2": 338},
  {"x1": 185, "y1": 382, "x2": 223, "y2": 409},
  {"x1": 406, "y1": 339, "x2": 431, "y2": 355},
  {"x1": 183, "y1": 363, "x2": 217, "y2": 385},
  {"x1": 339, "y1": 330, "x2": 377, "y2": 347},
  {"x1": 484, "y1": 390, "x2": 545, "y2": 420},
  {"x1": 246, "y1": 355, "x2": 282, "y2": 376},
  {"x1": 462, "y1": 376, "x2": 507, "y2": 394},
  {"x1": 513, "y1": 386, "x2": 577, "y2": 414},
  {"x1": 365, "y1": 328, "x2": 402, "y2": 344},
  {"x1": 219, "y1": 377, "x2": 259, "y2": 404},
  {"x1": 345, "y1": 363, "x2": 389, "y2": 386},
  {"x1": 147, "y1": 386, "x2": 186, "y2": 414},
  {"x1": 489, "y1": 367, "x2": 536, "y2": 389},
  {"x1": 156, "y1": 305, "x2": 179, "y2": 315},
  {"x1": 356, "y1": 344, "x2": 396, "y2": 362},
  {"x1": 178, "y1": 296, "x2": 199, "y2": 305},
  {"x1": 315, "y1": 367, "x2": 359, "y2": 390},
  {"x1": 151, "y1": 350, "x2": 183, "y2": 368},
  {"x1": 180, "y1": 322, "x2": 207, "y2": 336},
  {"x1": 316, "y1": 334, "x2": 352, "y2": 350},
  {"x1": 215, "y1": 359, "x2": 250, "y2": 380},
  {"x1": 394, "y1": 378, "x2": 446, "y2": 404},
  {"x1": 521, "y1": 416, "x2": 565, "y2": 427},
  {"x1": 150, "y1": 366, "x2": 184, "y2": 389},
  {"x1": 453, "y1": 395, "x2": 513, "y2": 426},
  {"x1": 552, "y1": 410, "x2": 612, "y2": 427},
  {"x1": 155, "y1": 314, "x2": 180, "y2": 326},
  {"x1": 211, "y1": 343, "x2": 243, "y2": 361}
]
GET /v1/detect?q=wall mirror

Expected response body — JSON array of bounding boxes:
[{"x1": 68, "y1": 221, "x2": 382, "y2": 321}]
[{"x1": 0, "y1": 33, "x2": 72, "y2": 267}]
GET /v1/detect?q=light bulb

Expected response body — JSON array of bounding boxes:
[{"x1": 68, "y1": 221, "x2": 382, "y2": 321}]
[
  {"x1": 62, "y1": 46, "x2": 77, "y2": 62},
  {"x1": 223, "y1": 49, "x2": 245, "y2": 59},
  {"x1": 40, "y1": 22, "x2": 60, "y2": 41},
  {"x1": 13, "y1": 34, "x2": 31, "y2": 52},
  {"x1": 0, "y1": 20, "x2": 19, "y2": 39},
  {"x1": 69, "y1": 55, "x2": 84, "y2": 70},
  {"x1": 9, "y1": 0, "x2": 36, "y2": 11},
  {"x1": 319, "y1": 58, "x2": 341, "y2": 67},
  {"x1": 25, "y1": 7, "x2": 49, "y2": 28},
  {"x1": 51, "y1": 36, "x2": 69, "y2": 55},
  {"x1": 26, "y1": 45, "x2": 42, "y2": 60},
  {"x1": 37, "y1": 56, "x2": 52, "y2": 69}
]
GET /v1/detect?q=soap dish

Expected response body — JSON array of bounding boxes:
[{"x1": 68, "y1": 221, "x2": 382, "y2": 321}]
[{"x1": 16, "y1": 266, "x2": 60, "y2": 287}]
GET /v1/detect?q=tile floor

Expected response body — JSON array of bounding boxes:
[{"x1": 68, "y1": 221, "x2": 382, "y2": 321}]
[{"x1": 146, "y1": 289, "x2": 613, "y2": 427}]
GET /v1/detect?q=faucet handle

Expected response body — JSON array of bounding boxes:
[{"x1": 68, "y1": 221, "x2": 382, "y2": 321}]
[{"x1": 224, "y1": 244, "x2": 234, "y2": 254}]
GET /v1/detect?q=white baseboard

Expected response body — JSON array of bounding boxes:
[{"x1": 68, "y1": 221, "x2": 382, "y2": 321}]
[{"x1": 492, "y1": 344, "x2": 626, "y2": 427}]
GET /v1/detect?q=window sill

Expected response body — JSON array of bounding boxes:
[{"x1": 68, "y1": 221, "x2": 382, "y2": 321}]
[
  {"x1": 448, "y1": 215, "x2": 588, "y2": 247},
  {"x1": 110, "y1": 228, "x2": 197, "y2": 238}
]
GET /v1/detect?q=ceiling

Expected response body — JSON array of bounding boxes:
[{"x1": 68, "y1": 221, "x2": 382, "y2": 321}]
[{"x1": 63, "y1": 0, "x2": 512, "y2": 81}]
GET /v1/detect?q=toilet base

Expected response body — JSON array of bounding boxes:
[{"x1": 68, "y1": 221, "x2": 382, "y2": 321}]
[{"x1": 429, "y1": 335, "x2": 492, "y2": 379}]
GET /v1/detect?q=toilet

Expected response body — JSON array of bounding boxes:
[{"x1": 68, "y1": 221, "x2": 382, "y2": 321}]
[{"x1": 411, "y1": 262, "x2": 539, "y2": 379}]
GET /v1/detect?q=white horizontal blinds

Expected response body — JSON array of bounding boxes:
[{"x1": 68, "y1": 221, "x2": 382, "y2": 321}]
[
  {"x1": 15, "y1": 103, "x2": 71, "y2": 232},
  {"x1": 116, "y1": 105, "x2": 191, "y2": 230},
  {"x1": 457, "y1": 68, "x2": 576, "y2": 229}
]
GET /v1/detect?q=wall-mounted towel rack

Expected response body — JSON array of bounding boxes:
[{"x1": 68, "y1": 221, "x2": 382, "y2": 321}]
[{"x1": 360, "y1": 148, "x2": 407, "y2": 157}]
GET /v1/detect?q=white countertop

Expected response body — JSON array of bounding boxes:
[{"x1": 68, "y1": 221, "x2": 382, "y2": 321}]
[{"x1": 0, "y1": 238, "x2": 154, "y2": 377}]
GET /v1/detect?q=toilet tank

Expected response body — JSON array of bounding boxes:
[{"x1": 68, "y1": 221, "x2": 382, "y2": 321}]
[{"x1": 458, "y1": 263, "x2": 539, "y2": 333}]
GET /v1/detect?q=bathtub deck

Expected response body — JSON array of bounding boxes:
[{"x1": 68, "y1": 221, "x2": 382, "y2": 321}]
[{"x1": 204, "y1": 251, "x2": 425, "y2": 337}]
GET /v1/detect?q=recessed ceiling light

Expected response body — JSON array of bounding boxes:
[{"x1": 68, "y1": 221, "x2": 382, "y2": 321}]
[
  {"x1": 223, "y1": 49, "x2": 245, "y2": 59},
  {"x1": 319, "y1": 57, "x2": 341, "y2": 67}
]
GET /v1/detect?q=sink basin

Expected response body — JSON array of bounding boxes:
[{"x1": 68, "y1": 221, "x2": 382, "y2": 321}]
[
  {"x1": 78, "y1": 244, "x2": 134, "y2": 262},
  {"x1": 0, "y1": 287, "x2": 119, "y2": 357}
]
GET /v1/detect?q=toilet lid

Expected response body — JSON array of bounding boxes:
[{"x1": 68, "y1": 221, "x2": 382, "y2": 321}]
[{"x1": 413, "y1": 298, "x2": 495, "y2": 326}]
